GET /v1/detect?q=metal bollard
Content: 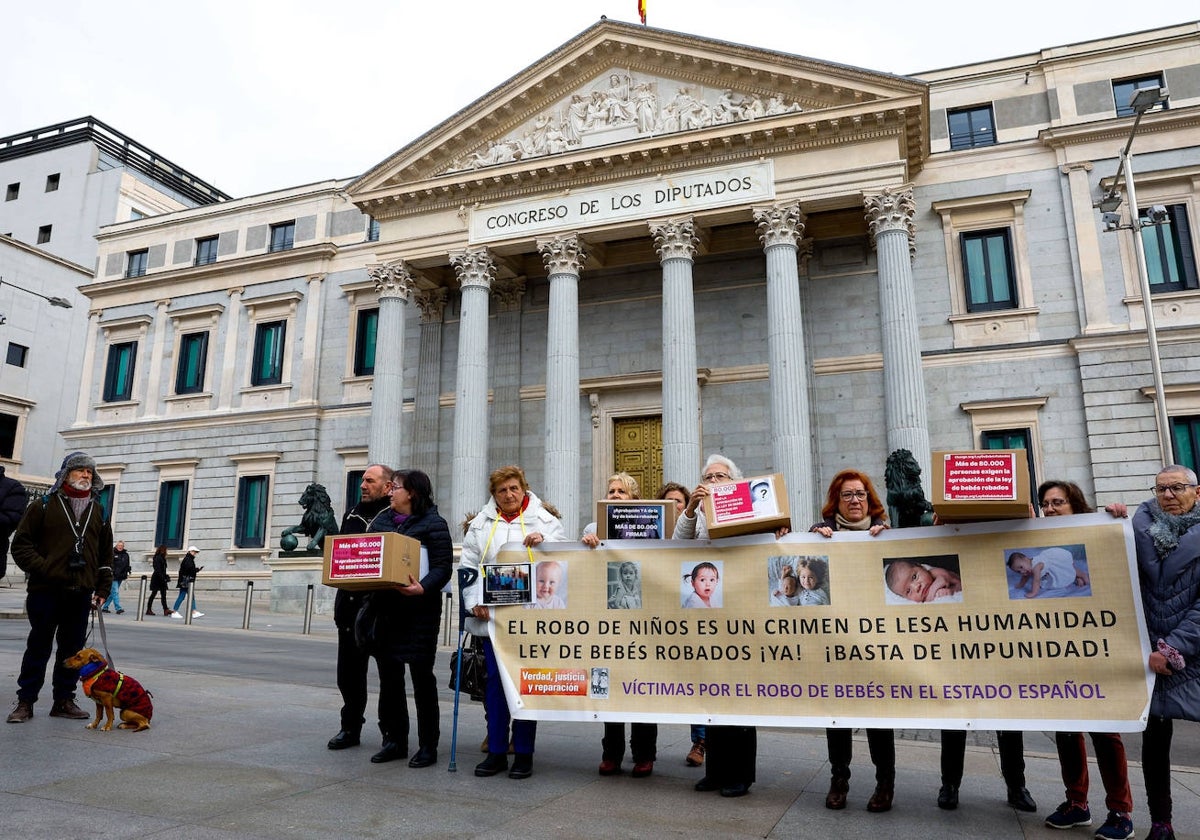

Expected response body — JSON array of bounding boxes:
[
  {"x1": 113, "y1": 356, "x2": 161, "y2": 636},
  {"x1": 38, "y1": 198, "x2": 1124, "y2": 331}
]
[
  {"x1": 242, "y1": 580, "x2": 254, "y2": 630},
  {"x1": 183, "y1": 587, "x2": 194, "y2": 625},
  {"x1": 443, "y1": 591, "x2": 452, "y2": 646},
  {"x1": 135, "y1": 575, "x2": 148, "y2": 622},
  {"x1": 302, "y1": 584, "x2": 314, "y2": 635}
]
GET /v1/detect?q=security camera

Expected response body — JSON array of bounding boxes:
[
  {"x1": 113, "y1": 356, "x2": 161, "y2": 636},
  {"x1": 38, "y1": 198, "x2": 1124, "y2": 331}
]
[
  {"x1": 1102, "y1": 212, "x2": 1123, "y2": 232},
  {"x1": 1144, "y1": 205, "x2": 1170, "y2": 226}
]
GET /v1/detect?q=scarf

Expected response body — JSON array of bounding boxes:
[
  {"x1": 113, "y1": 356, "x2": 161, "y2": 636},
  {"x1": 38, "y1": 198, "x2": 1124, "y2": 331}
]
[
  {"x1": 1147, "y1": 502, "x2": 1200, "y2": 561},
  {"x1": 835, "y1": 513, "x2": 872, "y2": 531}
]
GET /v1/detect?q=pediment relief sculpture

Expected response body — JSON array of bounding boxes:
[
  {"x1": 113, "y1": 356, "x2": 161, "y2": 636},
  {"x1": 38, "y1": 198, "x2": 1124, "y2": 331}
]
[{"x1": 443, "y1": 69, "x2": 806, "y2": 174}]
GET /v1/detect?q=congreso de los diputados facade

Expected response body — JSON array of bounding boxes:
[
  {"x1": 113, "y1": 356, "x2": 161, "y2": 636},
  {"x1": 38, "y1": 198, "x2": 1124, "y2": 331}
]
[{"x1": 51, "y1": 18, "x2": 1200, "y2": 598}]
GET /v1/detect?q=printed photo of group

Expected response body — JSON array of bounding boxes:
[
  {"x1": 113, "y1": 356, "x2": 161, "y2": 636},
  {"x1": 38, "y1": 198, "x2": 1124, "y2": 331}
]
[{"x1": 767, "y1": 554, "x2": 830, "y2": 606}]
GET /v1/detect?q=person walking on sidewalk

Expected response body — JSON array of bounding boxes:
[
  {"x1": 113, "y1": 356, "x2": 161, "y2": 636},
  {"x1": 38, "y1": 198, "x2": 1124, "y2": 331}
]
[
  {"x1": 0, "y1": 463, "x2": 27, "y2": 582},
  {"x1": 170, "y1": 546, "x2": 204, "y2": 618},
  {"x1": 146, "y1": 544, "x2": 171, "y2": 615},
  {"x1": 7, "y1": 451, "x2": 113, "y2": 723},
  {"x1": 101, "y1": 540, "x2": 130, "y2": 614}
]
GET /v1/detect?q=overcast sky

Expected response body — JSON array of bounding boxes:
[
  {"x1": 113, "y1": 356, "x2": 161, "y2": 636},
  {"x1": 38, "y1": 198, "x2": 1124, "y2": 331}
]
[{"x1": 2, "y1": 1, "x2": 1191, "y2": 198}]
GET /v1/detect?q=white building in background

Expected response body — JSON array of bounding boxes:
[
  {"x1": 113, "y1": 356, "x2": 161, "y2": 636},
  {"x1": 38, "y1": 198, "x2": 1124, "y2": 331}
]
[
  {"x1": 0, "y1": 117, "x2": 227, "y2": 493},
  {"x1": 50, "y1": 20, "x2": 1200, "y2": 603}
]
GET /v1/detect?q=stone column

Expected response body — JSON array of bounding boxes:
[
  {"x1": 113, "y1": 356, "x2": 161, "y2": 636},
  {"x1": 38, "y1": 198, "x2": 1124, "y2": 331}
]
[
  {"x1": 489, "y1": 278, "x2": 526, "y2": 470},
  {"x1": 538, "y1": 235, "x2": 586, "y2": 536},
  {"x1": 412, "y1": 287, "x2": 447, "y2": 480},
  {"x1": 143, "y1": 299, "x2": 170, "y2": 418},
  {"x1": 368, "y1": 262, "x2": 414, "y2": 467},
  {"x1": 651, "y1": 217, "x2": 700, "y2": 485},
  {"x1": 865, "y1": 187, "x2": 931, "y2": 491},
  {"x1": 450, "y1": 248, "x2": 496, "y2": 530},
  {"x1": 754, "y1": 203, "x2": 814, "y2": 522},
  {"x1": 218, "y1": 287, "x2": 244, "y2": 411},
  {"x1": 75, "y1": 309, "x2": 103, "y2": 423},
  {"x1": 298, "y1": 274, "x2": 325, "y2": 405}
]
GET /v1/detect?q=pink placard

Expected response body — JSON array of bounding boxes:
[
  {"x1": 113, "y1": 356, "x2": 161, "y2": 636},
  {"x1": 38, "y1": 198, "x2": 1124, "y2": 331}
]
[
  {"x1": 327, "y1": 534, "x2": 385, "y2": 580},
  {"x1": 709, "y1": 480, "x2": 756, "y2": 524},
  {"x1": 942, "y1": 452, "x2": 1018, "y2": 501}
]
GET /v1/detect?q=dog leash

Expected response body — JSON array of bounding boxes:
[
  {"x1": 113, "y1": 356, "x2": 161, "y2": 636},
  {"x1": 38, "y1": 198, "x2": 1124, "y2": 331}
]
[{"x1": 89, "y1": 606, "x2": 117, "y2": 670}]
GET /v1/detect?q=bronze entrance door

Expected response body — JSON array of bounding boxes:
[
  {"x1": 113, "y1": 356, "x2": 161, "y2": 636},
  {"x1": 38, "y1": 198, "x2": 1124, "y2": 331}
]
[{"x1": 612, "y1": 414, "x2": 663, "y2": 497}]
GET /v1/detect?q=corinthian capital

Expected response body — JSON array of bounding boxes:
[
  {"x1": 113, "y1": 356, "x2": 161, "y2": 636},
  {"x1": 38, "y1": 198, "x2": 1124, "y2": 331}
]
[
  {"x1": 368, "y1": 261, "x2": 415, "y2": 301},
  {"x1": 649, "y1": 217, "x2": 698, "y2": 262},
  {"x1": 414, "y1": 287, "x2": 448, "y2": 323},
  {"x1": 450, "y1": 247, "x2": 496, "y2": 291},
  {"x1": 864, "y1": 187, "x2": 917, "y2": 258},
  {"x1": 753, "y1": 203, "x2": 806, "y2": 249},
  {"x1": 491, "y1": 277, "x2": 527, "y2": 311},
  {"x1": 537, "y1": 235, "x2": 588, "y2": 276}
]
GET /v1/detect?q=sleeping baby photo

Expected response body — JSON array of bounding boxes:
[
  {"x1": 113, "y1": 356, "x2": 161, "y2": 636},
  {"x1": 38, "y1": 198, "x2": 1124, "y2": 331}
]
[{"x1": 882, "y1": 555, "x2": 963, "y2": 605}]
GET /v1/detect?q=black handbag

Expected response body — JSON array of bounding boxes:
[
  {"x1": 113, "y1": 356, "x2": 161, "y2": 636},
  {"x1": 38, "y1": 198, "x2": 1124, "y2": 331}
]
[
  {"x1": 354, "y1": 595, "x2": 383, "y2": 655},
  {"x1": 449, "y1": 635, "x2": 487, "y2": 702}
]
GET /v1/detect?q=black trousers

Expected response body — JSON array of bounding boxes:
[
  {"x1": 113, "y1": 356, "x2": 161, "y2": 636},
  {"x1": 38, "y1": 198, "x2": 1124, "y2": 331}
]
[
  {"x1": 602, "y1": 722, "x2": 658, "y2": 763},
  {"x1": 376, "y1": 653, "x2": 440, "y2": 751},
  {"x1": 1142, "y1": 715, "x2": 1173, "y2": 823},
  {"x1": 17, "y1": 588, "x2": 91, "y2": 704},
  {"x1": 335, "y1": 625, "x2": 370, "y2": 733},
  {"x1": 827, "y1": 727, "x2": 896, "y2": 785},
  {"x1": 941, "y1": 729, "x2": 1025, "y2": 787},
  {"x1": 705, "y1": 725, "x2": 756, "y2": 787},
  {"x1": 146, "y1": 584, "x2": 169, "y2": 613}
]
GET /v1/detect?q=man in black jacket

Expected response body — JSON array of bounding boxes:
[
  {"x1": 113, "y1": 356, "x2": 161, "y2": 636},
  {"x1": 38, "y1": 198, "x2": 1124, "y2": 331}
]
[
  {"x1": 327, "y1": 464, "x2": 394, "y2": 750},
  {"x1": 102, "y1": 540, "x2": 131, "y2": 614},
  {"x1": 0, "y1": 464, "x2": 27, "y2": 581}
]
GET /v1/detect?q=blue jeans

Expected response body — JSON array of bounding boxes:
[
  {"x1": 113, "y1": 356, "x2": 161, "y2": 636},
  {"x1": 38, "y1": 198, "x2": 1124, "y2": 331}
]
[
  {"x1": 102, "y1": 580, "x2": 123, "y2": 612},
  {"x1": 172, "y1": 588, "x2": 199, "y2": 612}
]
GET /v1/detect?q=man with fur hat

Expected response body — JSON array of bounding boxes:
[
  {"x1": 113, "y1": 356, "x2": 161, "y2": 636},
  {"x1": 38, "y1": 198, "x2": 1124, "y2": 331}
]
[{"x1": 7, "y1": 452, "x2": 113, "y2": 723}]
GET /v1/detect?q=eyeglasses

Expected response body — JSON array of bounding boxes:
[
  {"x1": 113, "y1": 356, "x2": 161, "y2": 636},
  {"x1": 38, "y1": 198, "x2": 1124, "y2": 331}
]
[
  {"x1": 1039, "y1": 498, "x2": 1070, "y2": 509},
  {"x1": 702, "y1": 471, "x2": 731, "y2": 483},
  {"x1": 839, "y1": 490, "x2": 868, "y2": 501},
  {"x1": 1153, "y1": 483, "x2": 1196, "y2": 496}
]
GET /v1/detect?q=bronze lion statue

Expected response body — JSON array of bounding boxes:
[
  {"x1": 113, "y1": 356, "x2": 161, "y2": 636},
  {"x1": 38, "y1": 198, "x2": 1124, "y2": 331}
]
[
  {"x1": 884, "y1": 448, "x2": 935, "y2": 529},
  {"x1": 280, "y1": 483, "x2": 340, "y2": 551}
]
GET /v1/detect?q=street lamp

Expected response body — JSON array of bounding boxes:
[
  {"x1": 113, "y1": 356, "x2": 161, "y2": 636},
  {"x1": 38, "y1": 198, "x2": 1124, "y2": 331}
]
[
  {"x1": 1094, "y1": 84, "x2": 1173, "y2": 464},
  {"x1": 0, "y1": 277, "x2": 73, "y2": 325}
]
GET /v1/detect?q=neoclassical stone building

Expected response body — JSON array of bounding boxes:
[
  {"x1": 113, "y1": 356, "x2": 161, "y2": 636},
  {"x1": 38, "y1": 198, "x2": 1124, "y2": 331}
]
[{"x1": 68, "y1": 20, "x2": 1200, "y2": 596}]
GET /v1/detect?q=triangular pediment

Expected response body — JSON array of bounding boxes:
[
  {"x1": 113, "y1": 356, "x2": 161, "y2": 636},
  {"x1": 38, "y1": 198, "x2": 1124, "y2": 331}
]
[{"x1": 348, "y1": 19, "x2": 927, "y2": 213}]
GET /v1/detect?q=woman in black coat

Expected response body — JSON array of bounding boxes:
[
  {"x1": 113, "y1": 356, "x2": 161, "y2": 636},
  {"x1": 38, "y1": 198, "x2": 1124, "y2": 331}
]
[
  {"x1": 364, "y1": 469, "x2": 453, "y2": 768},
  {"x1": 145, "y1": 545, "x2": 170, "y2": 616}
]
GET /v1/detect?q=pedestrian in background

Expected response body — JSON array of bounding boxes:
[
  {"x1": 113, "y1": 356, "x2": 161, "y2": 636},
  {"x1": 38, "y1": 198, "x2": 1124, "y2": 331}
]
[{"x1": 102, "y1": 540, "x2": 130, "y2": 614}]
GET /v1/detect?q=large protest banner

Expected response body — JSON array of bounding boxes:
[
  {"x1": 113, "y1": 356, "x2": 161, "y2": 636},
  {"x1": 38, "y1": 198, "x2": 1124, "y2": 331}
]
[{"x1": 486, "y1": 513, "x2": 1152, "y2": 731}]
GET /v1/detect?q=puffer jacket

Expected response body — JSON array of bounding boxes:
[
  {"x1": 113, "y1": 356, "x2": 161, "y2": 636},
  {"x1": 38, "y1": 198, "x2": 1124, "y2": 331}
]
[{"x1": 1135, "y1": 499, "x2": 1200, "y2": 721}]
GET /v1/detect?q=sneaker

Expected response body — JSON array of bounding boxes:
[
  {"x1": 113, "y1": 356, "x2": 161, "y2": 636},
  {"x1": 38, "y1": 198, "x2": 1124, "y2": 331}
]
[
  {"x1": 686, "y1": 739, "x2": 706, "y2": 766},
  {"x1": 1047, "y1": 801, "x2": 1092, "y2": 829},
  {"x1": 116, "y1": 609, "x2": 125, "y2": 615},
  {"x1": 49, "y1": 699, "x2": 91, "y2": 720},
  {"x1": 1147, "y1": 822, "x2": 1175, "y2": 840},
  {"x1": 170, "y1": 612, "x2": 182, "y2": 619},
  {"x1": 1095, "y1": 811, "x2": 1134, "y2": 840},
  {"x1": 101, "y1": 608, "x2": 111, "y2": 613},
  {"x1": 191, "y1": 611, "x2": 204, "y2": 618},
  {"x1": 6, "y1": 700, "x2": 33, "y2": 723}
]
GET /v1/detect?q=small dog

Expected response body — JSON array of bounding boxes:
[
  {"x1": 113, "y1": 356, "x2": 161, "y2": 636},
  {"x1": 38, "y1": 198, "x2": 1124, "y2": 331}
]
[{"x1": 63, "y1": 648, "x2": 153, "y2": 731}]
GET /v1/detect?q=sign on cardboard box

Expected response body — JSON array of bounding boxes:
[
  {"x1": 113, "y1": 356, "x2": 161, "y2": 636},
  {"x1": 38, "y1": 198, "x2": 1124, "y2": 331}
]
[
  {"x1": 322, "y1": 531, "x2": 421, "y2": 590},
  {"x1": 596, "y1": 500, "x2": 676, "y2": 540},
  {"x1": 932, "y1": 450, "x2": 1032, "y2": 522},
  {"x1": 702, "y1": 473, "x2": 792, "y2": 538}
]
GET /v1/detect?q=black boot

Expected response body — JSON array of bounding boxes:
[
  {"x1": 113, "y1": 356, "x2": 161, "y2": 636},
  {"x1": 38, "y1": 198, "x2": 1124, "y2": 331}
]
[
  {"x1": 474, "y1": 752, "x2": 508, "y2": 777},
  {"x1": 508, "y1": 753, "x2": 533, "y2": 779}
]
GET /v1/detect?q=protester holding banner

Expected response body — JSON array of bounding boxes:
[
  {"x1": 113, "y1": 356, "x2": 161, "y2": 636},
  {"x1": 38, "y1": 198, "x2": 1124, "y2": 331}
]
[
  {"x1": 463, "y1": 465, "x2": 566, "y2": 780},
  {"x1": 1036, "y1": 480, "x2": 1135, "y2": 840},
  {"x1": 675, "y1": 454, "x2": 757, "y2": 798},
  {"x1": 581, "y1": 472, "x2": 658, "y2": 779},
  {"x1": 363, "y1": 469, "x2": 453, "y2": 769},
  {"x1": 1131, "y1": 465, "x2": 1200, "y2": 840},
  {"x1": 810, "y1": 469, "x2": 896, "y2": 813}
]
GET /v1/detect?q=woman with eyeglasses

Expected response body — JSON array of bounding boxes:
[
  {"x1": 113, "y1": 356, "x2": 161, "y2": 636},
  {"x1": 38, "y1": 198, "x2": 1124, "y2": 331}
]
[
  {"x1": 809, "y1": 470, "x2": 894, "y2": 812},
  {"x1": 1036, "y1": 480, "x2": 1135, "y2": 840}
]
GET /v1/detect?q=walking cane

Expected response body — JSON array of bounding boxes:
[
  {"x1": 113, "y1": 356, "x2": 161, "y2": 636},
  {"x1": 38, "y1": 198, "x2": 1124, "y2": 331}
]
[{"x1": 447, "y1": 566, "x2": 479, "y2": 773}]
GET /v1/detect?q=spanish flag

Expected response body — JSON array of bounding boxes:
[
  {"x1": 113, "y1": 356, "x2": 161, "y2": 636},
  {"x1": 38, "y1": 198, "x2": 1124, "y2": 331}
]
[{"x1": 638, "y1": 0, "x2": 646, "y2": 25}]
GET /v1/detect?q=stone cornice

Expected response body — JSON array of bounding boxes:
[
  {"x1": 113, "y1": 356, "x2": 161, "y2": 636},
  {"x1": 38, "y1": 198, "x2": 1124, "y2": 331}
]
[{"x1": 1038, "y1": 107, "x2": 1200, "y2": 151}]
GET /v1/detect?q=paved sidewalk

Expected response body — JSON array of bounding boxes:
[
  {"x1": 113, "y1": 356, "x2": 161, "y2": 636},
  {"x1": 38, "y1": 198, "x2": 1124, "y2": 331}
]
[{"x1": 1, "y1": 580, "x2": 1197, "y2": 838}]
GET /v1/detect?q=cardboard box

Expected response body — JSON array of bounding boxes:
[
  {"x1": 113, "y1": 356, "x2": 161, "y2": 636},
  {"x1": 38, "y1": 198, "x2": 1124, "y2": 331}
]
[
  {"x1": 932, "y1": 450, "x2": 1033, "y2": 522},
  {"x1": 322, "y1": 531, "x2": 422, "y2": 590},
  {"x1": 595, "y1": 499, "x2": 676, "y2": 540},
  {"x1": 701, "y1": 472, "x2": 792, "y2": 538}
]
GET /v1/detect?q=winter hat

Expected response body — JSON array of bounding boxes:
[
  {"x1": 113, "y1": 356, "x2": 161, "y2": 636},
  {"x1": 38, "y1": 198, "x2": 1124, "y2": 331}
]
[{"x1": 51, "y1": 451, "x2": 105, "y2": 495}]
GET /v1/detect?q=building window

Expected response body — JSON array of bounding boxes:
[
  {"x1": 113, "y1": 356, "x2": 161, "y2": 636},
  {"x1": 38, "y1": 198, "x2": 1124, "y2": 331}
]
[
  {"x1": 1141, "y1": 204, "x2": 1199, "y2": 293},
  {"x1": 980, "y1": 427, "x2": 1037, "y2": 503},
  {"x1": 5, "y1": 183, "x2": 18, "y2": 201},
  {"x1": 948, "y1": 105, "x2": 996, "y2": 150},
  {"x1": 0, "y1": 413, "x2": 16, "y2": 459},
  {"x1": 45, "y1": 173, "x2": 60, "y2": 192},
  {"x1": 961, "y1": 229, "x2": 1017, "y2": 312},
  {"x1": 1114, "y1": 74, "x2": 1166, "y2": 118},
  {"x1": 1174, "y1": 416, "x2": 1200, "y2": 476},
  {"x1": 130, "y1": 209, "x2": 146, "y2": 221},
  {"x1": 103, "y1": 341, "x2": 137, "y2": 402},
  {"x1": 250, "y1": 320, "x2": 286, "y2": 386},
  {"x1": 126, "y1": 249, "x2": 149, "y2": 278},
  {"x1": 96, "y1": 485, "x2": 115, "y2": 524},
  {"x1": 155, "y1": 480, "x2": 189, "y2": 549},
  {"x1": 175, "y1": 331, "x2": 209, "y2": 394},
  {"x1": 367, "y1": 216, "x2": 380, "y2": 242},
  {"x1": 194, "y1": 236, "x2": 218, "y2": 266},
  {"x1": 345, "y1": 470, "x2": 365, "y2": 514},
  {"x1": 269, "y1": 221, "x2": 295, "y2": 253},
  {"x1": 354, "y1": 308, "x2": 378, "y2": 376},
  {"x1": 235, "y1": 475, "x2": 270, "y2": 548},
  {"x1": 6, "y1": 343, "x2": 28, "y2": 367},
  {"x1": 37, "y1": 225, "x2": 52, "y2": 244}
]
